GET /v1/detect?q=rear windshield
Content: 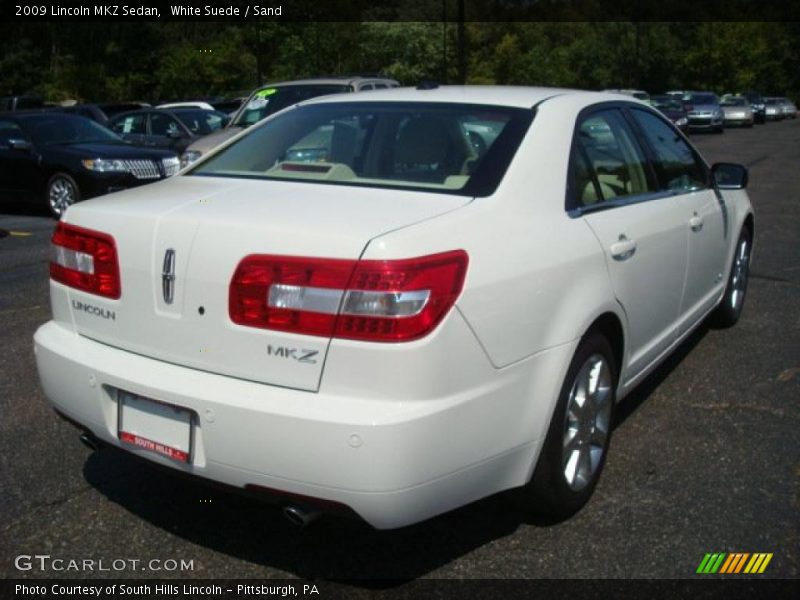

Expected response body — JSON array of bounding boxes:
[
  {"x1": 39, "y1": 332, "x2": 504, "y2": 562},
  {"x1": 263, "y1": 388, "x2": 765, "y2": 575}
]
[
  {"x1": 232, "y1": 85, "x2": 351, "y2": 128},
  {"x1": 190, "y1": 102, "x2": 533, "y2": 197}
]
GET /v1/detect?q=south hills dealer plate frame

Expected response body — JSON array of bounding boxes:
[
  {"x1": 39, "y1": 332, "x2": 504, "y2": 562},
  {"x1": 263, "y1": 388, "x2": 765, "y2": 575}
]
[{"x1": 117, "y1": 390, "x2": 194, "y2": 464}]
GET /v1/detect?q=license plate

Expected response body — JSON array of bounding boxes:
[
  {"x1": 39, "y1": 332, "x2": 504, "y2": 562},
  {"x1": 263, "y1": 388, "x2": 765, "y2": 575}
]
[{"x1": 118, "y1": 391, "x2": 193, "y2": 463}]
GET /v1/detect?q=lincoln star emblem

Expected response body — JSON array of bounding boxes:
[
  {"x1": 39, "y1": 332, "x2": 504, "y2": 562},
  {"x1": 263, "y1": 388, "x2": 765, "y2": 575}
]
[{"x1": 162, "y1": 249, "x2": 176, "y2": 304}]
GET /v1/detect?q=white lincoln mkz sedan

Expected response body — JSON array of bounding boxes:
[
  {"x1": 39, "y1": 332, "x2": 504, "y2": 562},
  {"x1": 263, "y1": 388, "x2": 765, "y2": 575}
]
[{"x1": 34, "y1": 86, "x2": 754, "y2": 529}]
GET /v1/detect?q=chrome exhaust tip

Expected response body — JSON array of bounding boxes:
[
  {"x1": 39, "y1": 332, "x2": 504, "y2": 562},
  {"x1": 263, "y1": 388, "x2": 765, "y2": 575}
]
[
  {"x1": 79, "y1": 432, "x2": 99, "y2": 452},
  {"x1": 282, "y1": 504, "x2": 321, "y2": 527}
]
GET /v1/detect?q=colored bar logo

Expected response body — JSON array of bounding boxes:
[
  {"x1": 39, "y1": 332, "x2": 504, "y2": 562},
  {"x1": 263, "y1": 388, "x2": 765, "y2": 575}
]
[{"x1": 697, "y1": 553, "x2": 773, "y2": 574}]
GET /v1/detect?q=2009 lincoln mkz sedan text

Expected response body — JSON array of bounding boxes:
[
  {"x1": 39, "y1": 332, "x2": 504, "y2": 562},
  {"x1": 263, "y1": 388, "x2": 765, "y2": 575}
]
[{"x1": 34, "y1": 86, "x2": 754, "y2": 529}]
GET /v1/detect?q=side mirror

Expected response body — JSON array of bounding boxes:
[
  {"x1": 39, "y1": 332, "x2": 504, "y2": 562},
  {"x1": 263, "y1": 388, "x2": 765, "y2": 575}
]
[
  {"x1": 8, "y1": 138, "x2": 33, "y2": 152},
  {"x1": 712, "y1": 162, "x2": 748, "y2": 190}
]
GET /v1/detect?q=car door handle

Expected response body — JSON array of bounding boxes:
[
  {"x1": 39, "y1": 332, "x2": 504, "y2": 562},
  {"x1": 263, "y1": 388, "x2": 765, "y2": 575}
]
[
  {"x1": 689, "y1": 214, "x2": 704, "y2": 232},
  {"x1": 610, "y1": 235, "x2": 637, "y2": 261}
]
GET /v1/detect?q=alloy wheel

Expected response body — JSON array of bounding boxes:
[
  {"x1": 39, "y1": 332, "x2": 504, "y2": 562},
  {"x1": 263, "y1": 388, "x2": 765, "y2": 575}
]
[{"x1": 562, "y1": 353, "x2": 613, "y2": 492}]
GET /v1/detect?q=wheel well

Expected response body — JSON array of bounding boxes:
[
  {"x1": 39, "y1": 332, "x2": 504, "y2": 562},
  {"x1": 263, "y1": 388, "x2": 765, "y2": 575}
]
[
  {"x1": 587, "y1": 313, "x2": 624, "y2": 376},
  {"x1": 743, "y1": 213, "x2": 754, "y2": 238}
]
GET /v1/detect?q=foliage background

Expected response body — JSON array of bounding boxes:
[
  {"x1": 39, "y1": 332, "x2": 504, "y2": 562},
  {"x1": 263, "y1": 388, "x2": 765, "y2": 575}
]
[{"x1": 1, "y1": 22, "x2": 797, "y2": 103}]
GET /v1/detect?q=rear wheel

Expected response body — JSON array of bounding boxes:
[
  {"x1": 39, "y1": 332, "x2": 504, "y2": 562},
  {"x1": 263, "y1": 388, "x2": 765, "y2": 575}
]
[
  {"x1": 47, "y1": 173, "x2": 80, "y2": 219},
  {"x1": 712, "y1": 228, "x2": 752, "y2": 327},
  {"x1": 513, "y1": 332, "x2": 616, "y2": 517}
]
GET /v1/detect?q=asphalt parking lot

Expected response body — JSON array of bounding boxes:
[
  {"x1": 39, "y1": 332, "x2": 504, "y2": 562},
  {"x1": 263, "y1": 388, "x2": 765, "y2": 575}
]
[{"x1": 0, "y1": 120, "x2": 798, "y2": 586}]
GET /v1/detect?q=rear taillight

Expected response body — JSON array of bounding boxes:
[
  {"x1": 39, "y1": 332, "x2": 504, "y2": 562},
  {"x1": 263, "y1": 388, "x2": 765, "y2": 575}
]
[
  {"x1": 50, "y1": 222, "x2": 121, "y2": 299},
  {"x1": 229, "y1": 250, "x2": 468, "y2": 342}
]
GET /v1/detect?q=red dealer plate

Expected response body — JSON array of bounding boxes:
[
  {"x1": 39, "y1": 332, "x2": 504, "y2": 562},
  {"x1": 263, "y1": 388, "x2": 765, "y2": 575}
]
[{"x1": 118, "y1": 391, "x2": 193, "y2": 464}]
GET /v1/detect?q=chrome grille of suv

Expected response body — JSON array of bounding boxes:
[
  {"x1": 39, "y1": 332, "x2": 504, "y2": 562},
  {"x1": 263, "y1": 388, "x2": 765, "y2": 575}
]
[{"x1": 125, "y1": 160, "x2": 161, "y2": 179}]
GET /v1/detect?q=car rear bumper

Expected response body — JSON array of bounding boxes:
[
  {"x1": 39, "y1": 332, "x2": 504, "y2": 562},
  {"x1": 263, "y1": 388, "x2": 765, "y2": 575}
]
[{"x1": 34, "y1": 320, "x2": 574, "y2": 529}]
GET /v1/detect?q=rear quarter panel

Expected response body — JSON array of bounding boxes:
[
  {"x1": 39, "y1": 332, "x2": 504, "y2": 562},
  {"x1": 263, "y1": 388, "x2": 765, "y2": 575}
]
[{"x1": 362, "y1": 95, "x2": 625, "y2": 370}]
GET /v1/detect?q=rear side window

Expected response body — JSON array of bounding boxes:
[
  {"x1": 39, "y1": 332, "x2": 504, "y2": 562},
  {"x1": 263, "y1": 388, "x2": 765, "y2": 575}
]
[
  {"x1": 569, "y1": 108, "x2": 654, "y2": 209},
  {"x1": 630, "y1": 109, "x2": 708, "y2": 193}
]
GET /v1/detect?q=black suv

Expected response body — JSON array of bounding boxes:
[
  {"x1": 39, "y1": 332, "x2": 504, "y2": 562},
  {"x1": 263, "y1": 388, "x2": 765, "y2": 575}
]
[{"x1": 0, "y1": 112, "x2": 179, "y2": 217}]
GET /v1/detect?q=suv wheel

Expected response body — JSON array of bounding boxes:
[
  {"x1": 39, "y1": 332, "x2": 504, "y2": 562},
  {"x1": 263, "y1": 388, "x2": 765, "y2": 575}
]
[{"x1": 47, "y1": 173, "x2": 80, "y2": 218}]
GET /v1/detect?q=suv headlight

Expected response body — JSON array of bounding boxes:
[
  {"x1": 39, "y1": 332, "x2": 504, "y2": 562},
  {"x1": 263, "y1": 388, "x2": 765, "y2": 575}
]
[
  {"x1": 676, "y1": 117, "x2": 688, "y2": 127},
  {"x1": 180, "y1": 150, "x2": 202, "y2": 169},
  {"x1": 81, "y1": 158, "x2": 128, "y2": 172}
]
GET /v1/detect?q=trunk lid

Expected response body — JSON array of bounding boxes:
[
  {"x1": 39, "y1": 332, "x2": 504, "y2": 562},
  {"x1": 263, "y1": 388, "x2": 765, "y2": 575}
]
[{"x1": 62, "y1": 175, "x2": 468, "y2": 391}]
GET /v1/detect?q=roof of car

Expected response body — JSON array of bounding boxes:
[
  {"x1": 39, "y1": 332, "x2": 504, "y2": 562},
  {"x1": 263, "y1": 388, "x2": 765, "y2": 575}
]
[{"x1": 300, "y1": 85, "x2": 613, "y2": 109}]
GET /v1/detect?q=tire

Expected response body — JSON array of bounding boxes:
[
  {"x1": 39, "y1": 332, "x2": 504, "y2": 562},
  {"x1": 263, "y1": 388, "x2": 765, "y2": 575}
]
[
  {"x1": 513, "y1": 332, "x2": 617, "y2": 517},
  {"x1": 712, "y1": 228, "x2": 752, "y2": 328},
  {"x1": 47, "y1": 172, "x2": 81, "y2": 219}
]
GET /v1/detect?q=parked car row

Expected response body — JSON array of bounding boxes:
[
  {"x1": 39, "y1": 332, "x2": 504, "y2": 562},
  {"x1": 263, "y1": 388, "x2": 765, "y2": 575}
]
[
  {"x1": 605, "y1": 88, "x2": 797, "y2": 132},
  {"x1": 0, "y1": 77, "x2": 791, "y2": 219},
  {"x1": 0, "y1": 76, "x2": 399, "y2": 217}
]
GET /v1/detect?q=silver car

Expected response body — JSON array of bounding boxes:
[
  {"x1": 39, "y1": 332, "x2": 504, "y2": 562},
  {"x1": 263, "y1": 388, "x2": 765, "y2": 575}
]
[
  {"x1": 720, "y1": 96, "x2": 754, "y2": 127},
  {"x1": 684, "y1": 91, "x2": 725, "y2": 133},
  {"x1": 764, "y1": 98, "x2": 785, "y2": 121},
  {"x1": 180, "y1": 76, "x2": 399, "y2": 167},
  {"x1": 776, "y1": 97, "x2": 798, "y2": 119}
]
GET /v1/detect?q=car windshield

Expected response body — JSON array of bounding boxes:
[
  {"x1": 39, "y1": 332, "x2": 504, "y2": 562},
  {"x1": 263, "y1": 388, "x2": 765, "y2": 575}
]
[
  {"x1": 173, "y1": 109, "x2": 227, "y2": 135},
  {"x1": 688, "y1": 93, "x2": 718, "y2": 105},
  {"x1": 231, "y1": 84, "x2": 352, "y2": 128},
  {"x1": 650, "y1": 96, "x2": 681, "y2": 110},
  {"x1": 765, "y1": 99, "x2": 778, "y2": 105},
  {"x1": 190, "y1": 101, "x2": 533, "y2": 197},
  {"x1": 23, "y1": 115, "x2": 123, "y2": 146},
  {"x1": 721, "y1": 98, "x2": 747, "y2": 106}
]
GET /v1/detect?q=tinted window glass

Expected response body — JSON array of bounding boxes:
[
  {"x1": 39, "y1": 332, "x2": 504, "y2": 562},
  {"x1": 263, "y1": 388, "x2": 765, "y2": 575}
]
[
  {"x1": 111, "y1": 114, "x2": 146, "y2": 135},
  {"x1": 23, "y1": 115, "x2": 121, "y2": 145},
  {"x1": 630, "y1": 109, "x2": 707, "y2": 193},
  {"x1": 688, "y1": 93, "x2": 719, "y2": 105},
  {"x1": 572, "y1": 109, "x2": 654, "y2": 207},
  {"x1": 0, "y1": 120, "x2": 28, "y2": 146},
  {"x1": 191, "y1": 102, "x2": 532, "y2": 197},
  {"x1": 150, "y1": 113, "x2": 181, "y2": 136},
  {"x1": 173, "y1": 109, "x2": 225, "y2": 134}
]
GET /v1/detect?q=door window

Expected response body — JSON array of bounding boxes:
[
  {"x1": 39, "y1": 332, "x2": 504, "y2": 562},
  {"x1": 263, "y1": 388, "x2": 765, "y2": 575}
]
[
  {"x1": 110, "y1": 114, "x2": 146, "y2": 135},
  {"x1": 629, "y1": 109, "x2": 708, "y2": 193},
  {"x1": 570, "y1": 109, "x2": 655, "y2": 209},
  {"x1": 150, "y1": 113, "x2": 182, "y2": 136}
]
